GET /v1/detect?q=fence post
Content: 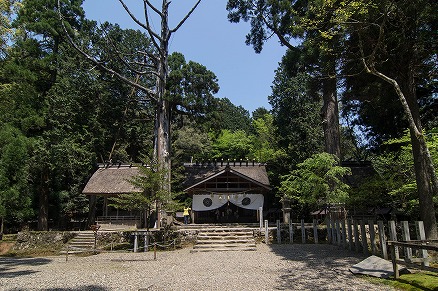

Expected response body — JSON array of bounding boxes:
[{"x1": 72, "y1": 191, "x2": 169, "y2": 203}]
[
  {"x1": 313, "y1": 219, "x2": 318, "y2": 244},
  {"x1": 301, "y1": 219, "x2": 306, "y2": 243},
  {"x1": 378, "y1": 221, "x2": 388, "y2": 260},
  {"x1": 336, "y1": 220, "x2": 341, "y2": 246},
  {"x1": 389, "y1": 221, "x2": 399, "y2": 260},
  {"x1": 326, "y1": 219, "x2": 332, "y2": 244},
  {"x1": 289, "y1": 220, "x2": 294, "y2": 244},
  {"x1": 277, "y1": 220, "x2": 281, "y2": 244},
  {"x1": 369, "y1": 220, "x2": 377, "y2": 255},
  {"x1": 401, "y1": 221, "x2": 412, "y2": 261},
  {"x1": 391, "y1": 243, "x2": 399, "y2": 279},
  {"x1": 347, "y1": 218, "x2": 353, "y2": 251},
  {"x1": 360, "y1": 220, "x2": 368, "y2": 256},
  {"x1": 265, "y1": 220, "x2": 269, "y2": 244},
  {"x1": 331, "y1": 219, "x2": 337, "y2": 244},
  {"x1": 415, "y1": 221, "x2": 429, "y2": 267},
  {"x1": 354, "y1": 219, "x2": 360, "y2": 253},
  {"x1": 341, "y1": 219, "x2": 347, "y2": 249}
]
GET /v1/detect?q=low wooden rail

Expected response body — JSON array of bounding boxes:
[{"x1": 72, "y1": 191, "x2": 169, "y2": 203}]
[{"x1": 387, "y1": 240, "x2": 438, "y2": 278}]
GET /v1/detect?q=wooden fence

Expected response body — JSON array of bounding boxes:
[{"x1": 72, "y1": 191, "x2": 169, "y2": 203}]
[{"x1": 273, "y1": 219, "x2": 437, "y2": 273}]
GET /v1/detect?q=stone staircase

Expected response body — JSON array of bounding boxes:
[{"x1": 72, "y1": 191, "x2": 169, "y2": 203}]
[
  {"x1": 63, "y1": 231, "x2": 96, "y2": 254},
  {"x1": 191, "y1": 226, "x2": 257, "y2": 252}
]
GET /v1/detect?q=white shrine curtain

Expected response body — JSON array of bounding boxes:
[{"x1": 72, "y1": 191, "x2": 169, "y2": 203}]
[{"x1": 192, "y1": 194, "x2": 264, "y2": 211}]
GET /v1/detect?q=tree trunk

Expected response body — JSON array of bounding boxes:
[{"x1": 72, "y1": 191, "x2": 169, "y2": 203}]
[
  {"x1": 37, "y1": 168, "x2": 49, "y2": 231},
  {"x1": 321, "y1": 57, "x2": 341, "y2": 159},
  {"x1": 403, "y1": 74, "x2": 437, "y2": 239},
  {"x1": 153, "y1": 1, "x2": 172, "y2": 228}
]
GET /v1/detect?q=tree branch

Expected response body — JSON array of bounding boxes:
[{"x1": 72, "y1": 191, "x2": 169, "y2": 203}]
[
  {"x1": 57, "y1": 0, "x2": 157, "y2": 102},
  {"x1": 117, "y1": 0, "x2": 149, "y2": 31},
  {"x1": 169, "y1": 0, "x2": 202, "y2": 35},
  {"x1": 143, "y1": 0, "x2": 162, "y2": 51}
]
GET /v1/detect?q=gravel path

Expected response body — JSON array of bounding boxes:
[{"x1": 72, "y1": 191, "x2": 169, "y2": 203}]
[{"x1": 0, "y1": 244, "x2": 394, "y2": 291}]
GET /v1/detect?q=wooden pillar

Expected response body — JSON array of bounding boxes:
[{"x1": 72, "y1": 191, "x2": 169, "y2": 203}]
[
  {"x1": 326, "y1": 219, "x2": 332, "y2": 244},
  {"x1": 276, "y1": 220, "x2": 281, "y2": 244},
  {"x1": 389, "y1": 221, "x2": 399, "y2": 260},
  {"x1": 264, "y1": 220, "x2": 269, "y2": 244},
  {"x1": 289, "y1": 220, "x2": 294, "y2": 244},
  {"x1": 401, "y1": 221, "x2": 412, "y2": 261},
  {"x1": 354, "y1": 219, "x2": 360, "y2": 253},
  {"x1": 301, "y1": 219, "x2": 306, "y2": 243},
  {"x1": 378, "y1": 221, "x2": 388, "y2": 260},
  {"x1": 341, "y1": 219, "x2": 347, "y2": 249},
  {"x1": 313, "y1": 219, "x2": 318, "y2": 244},
  {"x1": 331, "y1": 219, "x2": 337, "y2": 244},
  {"x1": 415, "y1": 221, "x2": 429, "y2": 267},
  {"x1": 369, "y1": 220, "x2": 377, "y2": 255},
  {"x1": 336, "y1": 220, "x2": 341, "y2": 246},
  {"x1": 360, "y1": 220, "x2": 368, "y2": 256},
  {"x1": 347, "y1": 218, "x2": 353, "y2": 251}
]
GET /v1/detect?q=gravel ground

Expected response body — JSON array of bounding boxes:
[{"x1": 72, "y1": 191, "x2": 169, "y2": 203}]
[{"x1": 0, "y1": 243, "x2": 394, "y2": 291}]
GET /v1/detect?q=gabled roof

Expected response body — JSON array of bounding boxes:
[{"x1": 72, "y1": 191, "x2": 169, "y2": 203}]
[
  {"x1": 183, "y1": 162, "x2": 271, "y2": 192},
  {"x1": 82, "y1": 164, "x2": 142, "y2": 195}
]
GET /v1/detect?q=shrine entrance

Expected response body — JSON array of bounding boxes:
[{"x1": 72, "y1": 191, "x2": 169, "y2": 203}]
[{"x1": 183, "y1": 162, "x2": 271, "y2": 224}]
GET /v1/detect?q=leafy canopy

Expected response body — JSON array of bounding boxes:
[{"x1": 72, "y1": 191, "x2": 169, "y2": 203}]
[{"x1": 280, "y1": 153, "x2": 351, "y2": 207}]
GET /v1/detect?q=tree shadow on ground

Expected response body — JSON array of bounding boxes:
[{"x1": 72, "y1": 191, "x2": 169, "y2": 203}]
[
  {"x1": 43, "y1": 286, "x2": 109, "y2": 291},
  {"x1": 0, "y1": 257, "x2": 52, "y2": 278},
  {"x1": 268, "y1": 244, "x2": 377, "y2": 290}
]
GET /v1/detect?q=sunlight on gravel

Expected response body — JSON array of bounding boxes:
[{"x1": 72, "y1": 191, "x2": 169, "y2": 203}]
[{"x1": 0, "y1": 244, "x2": 394, "y2": 290}]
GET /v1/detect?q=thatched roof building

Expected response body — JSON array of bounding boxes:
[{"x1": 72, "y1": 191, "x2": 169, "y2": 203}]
[{"x1": 82, "y1": 164, "x2": 142, "y2": 196}]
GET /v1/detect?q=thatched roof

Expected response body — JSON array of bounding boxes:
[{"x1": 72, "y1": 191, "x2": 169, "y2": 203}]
[
  {"x1": 183, "y1": 162, "x2": 271, "y2": 191},
  {"x1": 82, "y1": 164, "x2": 142, "y2": 195}
]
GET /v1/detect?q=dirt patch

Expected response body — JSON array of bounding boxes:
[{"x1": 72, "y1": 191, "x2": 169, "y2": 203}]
[{"x1": 0, "y1": 242, "x2": 14, "y2": 255}]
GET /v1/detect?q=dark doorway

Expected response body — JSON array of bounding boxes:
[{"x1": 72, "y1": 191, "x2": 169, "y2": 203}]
[{"x1": 194, "y1": 201, "x2": 258, "y2": 224}]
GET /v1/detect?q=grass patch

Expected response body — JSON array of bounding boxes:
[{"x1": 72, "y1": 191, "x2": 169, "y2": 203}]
[{"x1": 366, "y1": 271, "x2": 438, "y2": 291}]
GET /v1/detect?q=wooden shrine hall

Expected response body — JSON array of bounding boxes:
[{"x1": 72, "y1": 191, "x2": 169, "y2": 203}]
[{"x1": 183, "y1": 161, "x2": 272, "y2": 224}]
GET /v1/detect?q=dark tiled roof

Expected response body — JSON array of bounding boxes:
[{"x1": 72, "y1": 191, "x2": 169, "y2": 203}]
[
  {"x1": 183, "y1": 162, "x2": 270, "y2": 189},
  {"x1": 82, "y1": 165, "x2": 142, "y2": 195}
]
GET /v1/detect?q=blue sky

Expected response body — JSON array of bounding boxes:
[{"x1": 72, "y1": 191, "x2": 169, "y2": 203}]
[{"x1": 82, "y1": 0, "x2": 287, "y2": 115}]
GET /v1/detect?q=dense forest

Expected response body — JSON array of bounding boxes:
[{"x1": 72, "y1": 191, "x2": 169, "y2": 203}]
[{"x1": 0, "y1": 0, "x2": 436, "y2": 238}]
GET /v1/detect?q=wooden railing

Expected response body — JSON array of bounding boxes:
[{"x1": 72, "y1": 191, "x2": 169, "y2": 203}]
[
  {"x1": 272, "y1": 219, "x2": 437, "y2": 276},
  {"x1": 387, "y1": 240, "x2": 438, "y2": 278}
]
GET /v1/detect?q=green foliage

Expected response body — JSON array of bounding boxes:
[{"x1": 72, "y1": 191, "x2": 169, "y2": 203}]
[
  {"x1": 167, "y1": 52, "x2": 219, "y2": 125},
  {"x1": 370, "y1": 130, "x2": 438, "y2": 217},
  {"x1": 269, "y1": 53, "x2": 324, "y2": 167},
  {"x1": 280, "y1": 153, "x2": 351, "y2": 207},
  {"x1": 249, "y1": 113, "x2": 286, "y2": 163},
  {"x1": 0, "y1": 125, "x2": 34, "y2": 224},
  {"x1": 210, "y1": 129, "x2": 253, "y2": 160},
  {"x1": 109, "y1": 155, "x2": 170, "y2": 213}
]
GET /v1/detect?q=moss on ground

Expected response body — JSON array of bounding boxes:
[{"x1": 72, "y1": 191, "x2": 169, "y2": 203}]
[{"x1": 366, "y1": 271, "x2": 438, "y2": 291}]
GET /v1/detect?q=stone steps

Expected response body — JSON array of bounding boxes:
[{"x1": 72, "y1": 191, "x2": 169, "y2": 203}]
[
  {"x1": 192, "y1": 227, "x2": 257, "y2": 252},
  {"x1": 62, "y1": 231, "x2": 96, "y2": 254}
]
